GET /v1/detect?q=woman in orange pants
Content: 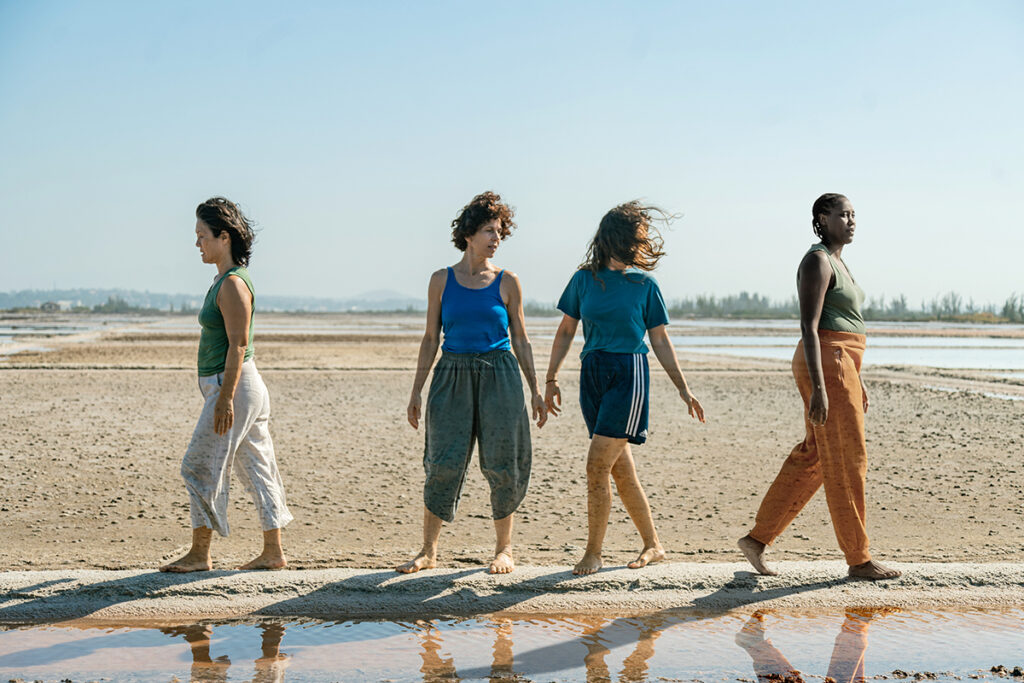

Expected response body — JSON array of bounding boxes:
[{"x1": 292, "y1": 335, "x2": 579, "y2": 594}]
[{"x1": 738, "y1": 193, "x2": 901, "y2": 581}]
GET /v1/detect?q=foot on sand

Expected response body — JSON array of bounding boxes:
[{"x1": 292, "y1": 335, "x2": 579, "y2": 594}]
[
  {"x1": 237, "y1": 552, "x2": 287, "y2": 571},
  {"x1": 160, "y1": 552, "x2": 212, "y2": 573},
  {"x1": 396, "y1": 551, "x2": 437, "y2": 574},
  {"x1": 738, "y1": 535, "x2": 779, "y2": 576},
  {"x1": 848, "y1": 560, "x2": 901, "y2": 581},
  {"x1": 627, "y1": 545, "x2": 665, "y2": 569},
  {"x1": 489, "y1": 549, "x2": 515, "y2": 574},
  {"x1": 573, "y1": 552, "x2": 603, "y2": 576}
]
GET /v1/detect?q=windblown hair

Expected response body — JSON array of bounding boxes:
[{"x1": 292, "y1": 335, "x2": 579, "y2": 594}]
[
  {"x1": 579, "y1": 201, "x2": 671, "y2": 279},
  {"x1": 811, "y1": 193, "x2": 849, "y2": 240},
  {"x1": 196, "y1": 197, "x2": 255, "y2": 267},
  {"x1": 450, "y1": 191, "x2": 516, "y2": 251}
]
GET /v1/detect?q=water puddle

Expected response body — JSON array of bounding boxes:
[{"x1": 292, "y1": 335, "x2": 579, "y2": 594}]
[{"x1": 1, "y1": 608, "x2": 1022, "y2": 682}]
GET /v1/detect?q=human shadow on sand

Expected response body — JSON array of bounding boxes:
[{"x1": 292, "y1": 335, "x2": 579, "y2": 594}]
[{"x1": 0, "y1": 570, "x2": 220, "y2": 624}]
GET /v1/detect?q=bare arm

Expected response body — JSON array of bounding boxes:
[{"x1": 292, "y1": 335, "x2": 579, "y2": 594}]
[
  {"x1": 798, "y1": 251, "x2": 833, "y2": 426},
  {"x1": 407, "y1": 270, "x2": 445, "y2": 429},
  {"x1": 543, "y1": 314, "x2": 579, "y2": 416},
  {"x1": 214, "y1": 275, "x2": 252, "y2": 435},
  {"x1": 648, "y1": 324, "x2": 705, "y2": 422},
  {"x1": 503, "y1": 272, "x2": 547, "y2": 427}
]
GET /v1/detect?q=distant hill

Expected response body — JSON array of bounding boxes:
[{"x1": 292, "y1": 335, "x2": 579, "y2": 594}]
[{"x1": 0, "y1": 288, "x2": 426, "y2": 312}]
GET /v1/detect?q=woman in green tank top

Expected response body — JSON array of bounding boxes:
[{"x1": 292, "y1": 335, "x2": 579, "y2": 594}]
[
  {"x1": 739, "y1": 194, "x2": 901, "y2": 582},
  {"x1": 160, "y1": 197, "x2": 293, "y2": 573}
]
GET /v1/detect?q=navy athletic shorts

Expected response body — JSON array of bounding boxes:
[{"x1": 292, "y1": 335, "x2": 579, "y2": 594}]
[{"x1": 579, "y1": 350, "x2": 650, "y2": 445}]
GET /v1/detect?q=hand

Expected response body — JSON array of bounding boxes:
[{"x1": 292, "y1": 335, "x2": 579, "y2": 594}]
[
  {"x1": 861, "y1": 379, "x2": 869, "y2": 414},
  {"x1": 808, "y1": 388, "x2": 828, "y2": 426},
  {"x1": 544, "y1": 381, "x2": 562, "y2": 416},
  {"x1": 407, "y1": 393, "x2": 422, "y2": 429},
  {"x1": 213, "y1": 396, "x2": 234, "y2": 435},
  {"x1": 681, "y1": 390, "x2": 706, "y2": 423},
  {"x1": 531, "y1": 393, "x2": 548, "y2": 427}
]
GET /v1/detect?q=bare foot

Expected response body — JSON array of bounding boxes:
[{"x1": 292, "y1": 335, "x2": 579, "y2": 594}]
[
  {"x1": 627, "y1": 545, "x2": 666, "y2": 569},
  {"x1": 237, "y1": 552, "x2": 287, "y2": 570},
  {"x1": 489, "y1": 549, "x2": 515, "y2": 574},
  {"x1": 573, "y1": 552, "x2": 603, "y2": 576},
  {"x1": 396, "y1": 551, "x2": 437, "y2": 574},
  {"x1": 738, "y1": 535, "x2": 778, "y2": 576},
  {"x1": 848, "y1": 560, "x2": 901, "y2": 581},
  {"x1": 160, "y1": 552, "x2": 212, "y2": 573}
]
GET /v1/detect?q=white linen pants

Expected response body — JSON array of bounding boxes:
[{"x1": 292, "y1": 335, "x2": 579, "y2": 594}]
[{"x1": 181, "y1": 359, "x2": 293, "y2": 536}]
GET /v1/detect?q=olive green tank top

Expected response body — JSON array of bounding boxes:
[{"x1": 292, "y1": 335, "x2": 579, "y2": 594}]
[
  {"x1": 804, "y1": 243, "x2": 866, "y2": 334},
  {"x1": 197, "y1": 266, "x2": 255, "y2": 376}
]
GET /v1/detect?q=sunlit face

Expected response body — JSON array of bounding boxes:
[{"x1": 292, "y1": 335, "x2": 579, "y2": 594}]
[
  {"x1": 195, "y1": 219, "x2": 230, "y2": 264},
  {"x1": 466, "y1": 218, "x2": 503, "y2": 257},
  {"x1": 818, "y1": 198, "x2": 856, "y2": 246}
]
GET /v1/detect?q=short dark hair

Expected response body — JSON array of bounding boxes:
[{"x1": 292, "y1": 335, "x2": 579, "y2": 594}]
[
  {"x1": 811, "y1": 193, "x2": 849, "y2": 239},
  {"x1": 580, "y1": 201, "x2": 671, "y2": 278},
  {"x1": 196, "y1": 197, "x2": 255, "y2": 266},
  {"x1": 450, "y1": 191, "x2": 516, "y2": 251}
]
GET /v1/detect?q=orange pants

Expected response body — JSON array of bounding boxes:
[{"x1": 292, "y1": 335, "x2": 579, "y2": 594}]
[{"x1": 750, "y1": 330, "x2": 871, "y2": 566}]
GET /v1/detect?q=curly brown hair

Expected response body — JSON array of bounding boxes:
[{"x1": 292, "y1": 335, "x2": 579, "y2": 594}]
[
  {"x1": 450, "y1": 191, "x2": 516, "y2": 251},
  {"x1": 579, "y1": 201, "x2": 672, "y2": 279},
  {"x1": 196, "y1": 197, "x2": 256, "y2": 266}
]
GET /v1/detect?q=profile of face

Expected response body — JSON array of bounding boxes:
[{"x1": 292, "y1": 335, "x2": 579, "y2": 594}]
[
  {"x1": 195, "y1": 219, "x2": 230, "y2": 264},
  {"x1": 817, "y1": 198, "x2": 856, "y2": 246},
  {"x1": 465, "y1": 218, "x2": 503, "y2": 257}
]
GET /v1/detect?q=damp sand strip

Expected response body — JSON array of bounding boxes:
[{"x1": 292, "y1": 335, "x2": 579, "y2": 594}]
[{"x1": 3, "y1": 562, "x2": 1024, "y2": 623}]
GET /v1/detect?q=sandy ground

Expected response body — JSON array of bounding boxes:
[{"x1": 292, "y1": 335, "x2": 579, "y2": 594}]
[
  {"x1": 3, "y1": 563, "x2": 1024, "y2": 622},
  {"x1": 1, "y1": 313, "x2": 1022, "y2": 615}
]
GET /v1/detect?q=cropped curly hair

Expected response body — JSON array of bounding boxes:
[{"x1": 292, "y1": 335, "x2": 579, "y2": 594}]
[
  {"x1": 580, "y1": 201, "x2": 672, "y2": 279},
  {"x1": 196, "y1": 197, "x2": 256, "y2": 266},
  {"x1": 450, "y1": 191, "x2": 516, "y2": 251}
]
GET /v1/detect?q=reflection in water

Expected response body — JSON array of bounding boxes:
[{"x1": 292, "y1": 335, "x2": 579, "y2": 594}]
[
  {"x1": 735, "y1": 609, "x2": 887, "y2": 683},
  {"x1": 417, "y1": 614, "x2": 666, "y2": 682},
  {"x1": 160, "y1": 622, "x2": 289, "y2": 683}
]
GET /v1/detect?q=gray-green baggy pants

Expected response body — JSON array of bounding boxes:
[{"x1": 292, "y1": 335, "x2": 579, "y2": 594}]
[{"x1": 423, "y1": 349, "x2": 532, "y2": 523}]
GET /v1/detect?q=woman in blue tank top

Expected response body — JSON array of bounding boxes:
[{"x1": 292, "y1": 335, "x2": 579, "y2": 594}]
[{"x1": 397, "y1": 191, "x2": 547, "y2": 575}]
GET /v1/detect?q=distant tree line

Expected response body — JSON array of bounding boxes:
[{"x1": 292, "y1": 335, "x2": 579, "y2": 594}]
[{"x1": 526, "y1": 291, "x2": 1024, "y2": 323}]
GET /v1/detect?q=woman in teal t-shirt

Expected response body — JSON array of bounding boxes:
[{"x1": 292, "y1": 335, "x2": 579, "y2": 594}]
[
  {"x1": 545, "y1": 201, "x2": 705, "y2": 575},
  {"x1": 160, "y1": 197, "x2": 293, "y2": 573}
]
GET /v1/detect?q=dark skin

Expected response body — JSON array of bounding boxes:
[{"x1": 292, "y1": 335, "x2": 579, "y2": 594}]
[{"x1": 739, "y1": 198, "x2": 900, "y2": 581}]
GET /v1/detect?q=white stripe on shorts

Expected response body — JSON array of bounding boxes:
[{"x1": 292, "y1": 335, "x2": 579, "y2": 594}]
[{"x1": 627, "y1": 353, "x2": 643, "y2": 436}]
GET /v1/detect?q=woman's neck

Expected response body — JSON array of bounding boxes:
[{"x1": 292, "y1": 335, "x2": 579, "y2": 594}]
[
  {"x1": 216, "y1": 258, "x2": 237, "y2": 277},
  {"x1": 458, "y1": 249, "x2": 491, "y2": 275},
  {"x1": 607, "y1": 258, "x2": 628, "y2": 271}
]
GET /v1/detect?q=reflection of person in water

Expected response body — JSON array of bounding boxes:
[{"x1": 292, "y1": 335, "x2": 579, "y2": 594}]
[
  {"x1": 414, "y1": 614, "x2": 665, "y2": 682},
  {"x1": 161, "y1": 622, "x2": 289, "y2": 683},
  {"x1": 735, "y1": 609, "x2": 884, "y2": 683}
]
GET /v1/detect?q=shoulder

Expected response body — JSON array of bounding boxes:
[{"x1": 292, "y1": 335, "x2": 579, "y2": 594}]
[
  {"x1": 221, "y1": 273, "x2": 251, "y2": 295},
  {"x1": 499, "y1": 269, "x2": 521, "y2": 286},
  {"x1": 799, "y1": 248, "x2": 831, "y2": 271},
  {"x1": 429, "y1": 267, "x2": 448, "y2": 283},
  {"x1": 626, "y1": 269, "x2": 660, "y2": 288}
]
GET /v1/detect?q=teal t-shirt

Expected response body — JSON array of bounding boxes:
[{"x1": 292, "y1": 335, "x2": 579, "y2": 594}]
[{"x1": 557, "y1": 268, "x2": 670, "y2": 360}]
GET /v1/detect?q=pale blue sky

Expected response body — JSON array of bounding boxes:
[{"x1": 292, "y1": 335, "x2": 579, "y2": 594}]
[{"x1": 1, "y1": 1, "x2": 1022, "y2": 306}]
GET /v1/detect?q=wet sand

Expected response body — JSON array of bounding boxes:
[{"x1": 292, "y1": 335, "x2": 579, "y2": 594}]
[
  {"x1": 1, "y1": 314, "x2": 1022, "y2": 584},
  {"x1": 3, "y1": 563, "x2": 1024, "y2": 622}
]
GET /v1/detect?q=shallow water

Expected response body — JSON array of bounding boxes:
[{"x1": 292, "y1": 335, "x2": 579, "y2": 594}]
[{"x1": 1, "y1": 608, "x2": 1022, "y2": 682}]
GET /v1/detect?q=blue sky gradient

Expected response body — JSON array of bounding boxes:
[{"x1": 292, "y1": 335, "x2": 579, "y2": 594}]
[{"x1": 2, "y1": 1, "x2": 1022, "y2": 306}]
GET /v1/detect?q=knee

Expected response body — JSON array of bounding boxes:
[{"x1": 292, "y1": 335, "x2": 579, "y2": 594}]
[{"x1": 586, "y1": 458, "x2": 614, "y2": 479}]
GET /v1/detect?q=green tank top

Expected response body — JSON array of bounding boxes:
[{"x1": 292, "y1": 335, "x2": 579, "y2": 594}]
[
  {"x1": 804, "y1": 243, "x2": 866, "y2": 334},
  {"x1": 197, "y1": 266, "x2": 255, "y2": 376}
]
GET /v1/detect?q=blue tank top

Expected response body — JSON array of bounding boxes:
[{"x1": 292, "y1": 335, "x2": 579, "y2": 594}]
[{"x1": 440, "y1": 267, "x2": 511, "y2": 354}]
